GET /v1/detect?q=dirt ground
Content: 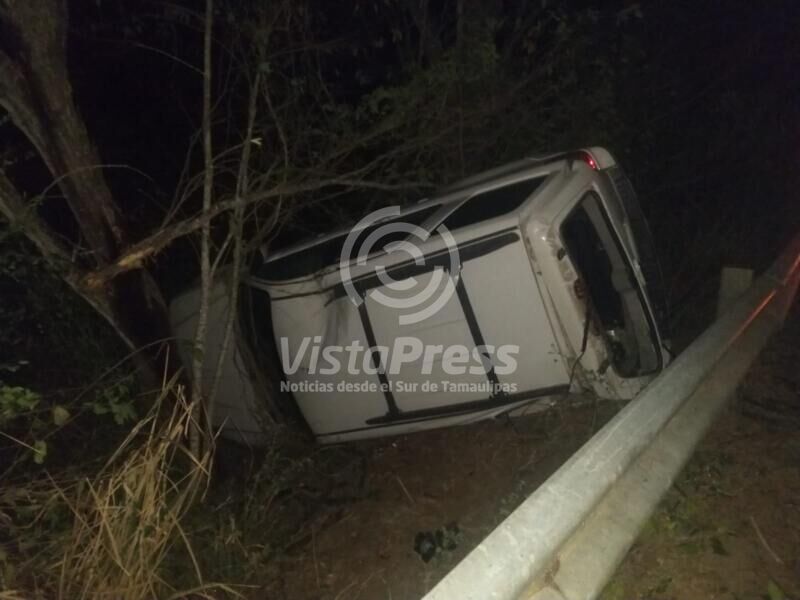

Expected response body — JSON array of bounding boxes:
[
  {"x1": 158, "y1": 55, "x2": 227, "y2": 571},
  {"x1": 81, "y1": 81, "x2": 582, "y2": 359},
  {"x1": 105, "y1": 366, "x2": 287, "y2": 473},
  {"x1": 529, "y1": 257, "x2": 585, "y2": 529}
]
[
  {"x1": 261, "y1": 400, "x2": 615, "y2": 600},
  {"x1": 261, "y1": 306, "x2": 800, "y2": 600},
  {"x1": 602, "y1": 310, "x2": 800, "y2": 600}
]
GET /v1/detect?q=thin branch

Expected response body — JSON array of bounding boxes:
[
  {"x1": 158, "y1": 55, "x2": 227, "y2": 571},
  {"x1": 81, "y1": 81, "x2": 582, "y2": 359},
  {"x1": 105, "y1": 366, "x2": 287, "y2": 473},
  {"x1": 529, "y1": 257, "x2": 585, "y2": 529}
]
[
  {"x1": 749, "y1": 515, "x2": 784, "y2": 565},
  {"x1": 82, "y1": 177, "x2": 427, "y2": 289},
  {"x1": 208, "y1": 71, "x2": 262, "y2": 423},
  {"x1": 189, "y1": 0, "x2": 216, "y2": 457}
]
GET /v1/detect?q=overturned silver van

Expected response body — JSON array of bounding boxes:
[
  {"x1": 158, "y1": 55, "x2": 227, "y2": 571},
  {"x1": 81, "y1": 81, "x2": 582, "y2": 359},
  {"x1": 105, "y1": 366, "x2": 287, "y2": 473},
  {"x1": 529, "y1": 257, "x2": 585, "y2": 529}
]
[{"x1": 171, "y1": 147, "x2": 668, "y2": 444}]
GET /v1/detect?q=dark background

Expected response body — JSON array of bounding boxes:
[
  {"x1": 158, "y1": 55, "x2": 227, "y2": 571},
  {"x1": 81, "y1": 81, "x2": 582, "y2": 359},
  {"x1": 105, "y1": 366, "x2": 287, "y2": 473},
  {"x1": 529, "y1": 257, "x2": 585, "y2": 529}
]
[
  {"x1": 1, "y1": 3, "x2": 799, "y2": 593},
  {"x1": 2, "y1": 0, "x2": 799, "y2": 384}
]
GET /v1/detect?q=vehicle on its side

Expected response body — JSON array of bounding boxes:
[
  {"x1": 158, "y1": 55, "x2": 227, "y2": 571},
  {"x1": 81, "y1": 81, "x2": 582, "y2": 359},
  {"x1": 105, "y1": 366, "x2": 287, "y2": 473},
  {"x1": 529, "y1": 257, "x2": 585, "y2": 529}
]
[{"x1": 170, "y1": 148, "x2": 669, "y2": 444}]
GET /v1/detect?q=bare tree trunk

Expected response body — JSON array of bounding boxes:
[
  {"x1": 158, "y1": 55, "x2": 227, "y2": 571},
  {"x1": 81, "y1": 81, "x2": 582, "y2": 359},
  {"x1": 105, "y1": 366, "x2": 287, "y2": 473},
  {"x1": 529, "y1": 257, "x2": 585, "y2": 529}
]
[
  {"x1": 207, "y1": 71, "x2": 261, "y2": 426},
  {"x1": 456, "y1": 0, "x2": 465, "y2": 176},
  {"x1": 189, "y1": 0, "x2": 215, "y2": 456},
  {"x1": 0, "y1": 172, "x2": 138, "y2": 352},
  {"x1": 0, "y1": 1, "x2": 121, "y2": 261},
  {"x1": 0, "y1": 1, "x2": 170, "y2": 387}
]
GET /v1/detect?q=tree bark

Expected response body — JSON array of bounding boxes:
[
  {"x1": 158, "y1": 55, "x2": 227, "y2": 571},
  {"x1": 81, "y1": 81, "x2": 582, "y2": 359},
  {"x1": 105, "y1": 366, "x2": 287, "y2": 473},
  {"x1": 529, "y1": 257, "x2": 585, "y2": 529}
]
[
  {"x1": 0, "y1": 171, "x2": 141, "y2": 354},
  {"x1": 0, "y1": 1, "x2": 121, "y2": 262},
  {"x1": 0, "y1": 1, "x2": 169, "y2": 387}
]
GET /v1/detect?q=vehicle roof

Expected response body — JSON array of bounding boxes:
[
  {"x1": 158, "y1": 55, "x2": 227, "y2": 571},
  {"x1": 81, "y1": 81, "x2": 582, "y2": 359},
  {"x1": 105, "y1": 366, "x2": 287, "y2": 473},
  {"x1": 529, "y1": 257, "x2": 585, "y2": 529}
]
[{"x1": 261, "y1": 150, "x2": 602, "y2": 265}]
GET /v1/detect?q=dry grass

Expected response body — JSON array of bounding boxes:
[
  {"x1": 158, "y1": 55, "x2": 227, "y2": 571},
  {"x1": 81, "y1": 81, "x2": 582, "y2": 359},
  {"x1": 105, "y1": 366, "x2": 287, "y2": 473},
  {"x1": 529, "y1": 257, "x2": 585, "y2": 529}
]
[
  {"x1": 55, "y1": 382, "x2": 236, "y2": 599},
  {"x1": 1, "y1": 381, "x2": 239, "y2": 600}
]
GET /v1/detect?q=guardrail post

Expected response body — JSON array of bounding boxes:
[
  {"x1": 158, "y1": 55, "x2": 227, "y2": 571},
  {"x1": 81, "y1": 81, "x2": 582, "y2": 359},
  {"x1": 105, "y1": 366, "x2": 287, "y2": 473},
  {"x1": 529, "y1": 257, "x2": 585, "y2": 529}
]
[{"x1": 717, "y1": 266, "x2": 753, "y2": 317}]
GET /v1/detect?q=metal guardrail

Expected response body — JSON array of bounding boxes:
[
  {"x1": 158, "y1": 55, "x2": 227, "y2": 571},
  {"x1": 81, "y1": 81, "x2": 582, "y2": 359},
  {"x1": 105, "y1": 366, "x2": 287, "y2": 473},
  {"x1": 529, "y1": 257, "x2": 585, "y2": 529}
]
[{"x1": 423, "y1": 234, "x2": 800, "y2": 600}]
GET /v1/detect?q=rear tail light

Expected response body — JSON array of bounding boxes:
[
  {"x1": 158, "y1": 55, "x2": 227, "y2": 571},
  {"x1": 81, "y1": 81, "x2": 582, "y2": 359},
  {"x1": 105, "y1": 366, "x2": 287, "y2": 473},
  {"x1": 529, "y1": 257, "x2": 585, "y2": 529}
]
[{"x1": 579, "y1": 151, "x2": 598, "y2": 171}]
